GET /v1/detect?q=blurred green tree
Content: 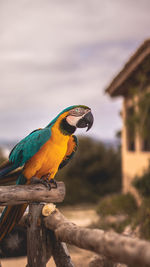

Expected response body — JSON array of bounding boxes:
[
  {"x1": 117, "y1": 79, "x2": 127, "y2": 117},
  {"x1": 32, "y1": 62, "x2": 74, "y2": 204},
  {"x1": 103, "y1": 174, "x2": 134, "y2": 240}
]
[
  {"x1": 133, "y1": 164, "x2": 150, "y2": 197},
  {"x1": 132, "y1": 164, "x2": 150, "y2": 240}
]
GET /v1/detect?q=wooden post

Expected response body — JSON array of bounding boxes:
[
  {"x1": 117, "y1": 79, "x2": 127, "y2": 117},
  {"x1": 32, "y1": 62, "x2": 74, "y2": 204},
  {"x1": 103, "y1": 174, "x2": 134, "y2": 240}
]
[
  {"x1": 42, "y1": 204, "x2": 74, "y2": 267},
  {"x1": 27, "y1": 204, "x2": 74, "y2": 267},
  {"x1": 49, "y1": 231, "x2": 74, "y2": 267},
  {"x1": 27, "y1": 203, "x2": 52, "y2": 267}
]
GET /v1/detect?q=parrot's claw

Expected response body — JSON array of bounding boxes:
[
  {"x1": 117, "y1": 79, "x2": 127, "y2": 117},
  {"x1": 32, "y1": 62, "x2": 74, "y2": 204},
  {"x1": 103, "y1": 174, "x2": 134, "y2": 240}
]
[
  {"x1": 40, "y1": 178, "x2": 57, "y2": 190},
  {"x1": 40, "y1": 178, "x2": 52, "y2": 190},
  {"x1": 31, "y1": 175, "x2": 57, "y2": 190},
  {"x1": 49, "y1": 179, "x2": 57, "y2": 189},
  {"x1": 31, "y1": 176, "x2": 51, "y2": 190}
]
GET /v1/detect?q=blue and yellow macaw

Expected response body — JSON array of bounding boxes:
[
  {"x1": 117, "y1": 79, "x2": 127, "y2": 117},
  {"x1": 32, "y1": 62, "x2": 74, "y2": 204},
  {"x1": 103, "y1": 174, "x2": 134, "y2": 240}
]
[{"x1": 0, "y1": 105, "x2": 93, "y2": 241}]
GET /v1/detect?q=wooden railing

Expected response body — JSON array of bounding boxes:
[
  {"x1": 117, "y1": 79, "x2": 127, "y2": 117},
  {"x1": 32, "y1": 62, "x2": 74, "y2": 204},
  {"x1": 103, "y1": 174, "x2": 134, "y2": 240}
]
[{"x1": 0, "y1": 182, "x2": 150, "y2": 266}]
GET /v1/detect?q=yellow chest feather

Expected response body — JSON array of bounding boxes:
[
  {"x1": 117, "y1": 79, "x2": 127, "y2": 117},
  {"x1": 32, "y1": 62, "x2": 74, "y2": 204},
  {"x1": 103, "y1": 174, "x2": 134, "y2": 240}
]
[{"x1": 23, "y1": 121, "x2": 70, "y2": 179}]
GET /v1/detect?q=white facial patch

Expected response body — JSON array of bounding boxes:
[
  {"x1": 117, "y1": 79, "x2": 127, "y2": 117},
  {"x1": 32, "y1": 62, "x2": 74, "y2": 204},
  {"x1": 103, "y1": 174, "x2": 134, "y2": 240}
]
[{"x1": 66, "y1": 115, "x2": 82, "y2": 126}]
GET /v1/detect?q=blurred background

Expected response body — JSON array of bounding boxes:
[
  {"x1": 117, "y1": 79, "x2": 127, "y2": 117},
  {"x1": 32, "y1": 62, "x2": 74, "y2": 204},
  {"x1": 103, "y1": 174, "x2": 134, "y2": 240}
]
[
  {"x1": 1, "y1": 0, "x2": 150, "y2": 144},
  {"x1": 1, "y1": 0, "x2": 150, "y2": 266}
]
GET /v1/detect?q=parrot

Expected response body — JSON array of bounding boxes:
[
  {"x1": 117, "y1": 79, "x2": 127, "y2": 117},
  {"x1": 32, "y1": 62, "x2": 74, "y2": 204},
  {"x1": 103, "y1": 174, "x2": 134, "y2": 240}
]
[{"x1": 0, "y1": 105, "x2": 94, "y2": 242}]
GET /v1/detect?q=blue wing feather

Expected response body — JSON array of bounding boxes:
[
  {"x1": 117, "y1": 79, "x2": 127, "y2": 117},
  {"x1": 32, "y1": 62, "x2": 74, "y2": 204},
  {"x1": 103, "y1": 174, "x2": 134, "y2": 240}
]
[{"x1": 9, "y1": 128, "x2": 51, "y2": 167}]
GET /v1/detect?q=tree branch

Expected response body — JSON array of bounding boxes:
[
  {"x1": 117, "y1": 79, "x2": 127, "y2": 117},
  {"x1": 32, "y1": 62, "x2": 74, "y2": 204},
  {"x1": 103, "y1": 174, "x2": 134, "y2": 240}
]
[
  {"x1": 44, "y1": 209, "x2": 150, "y2": 267},
  {"x1": 0, "y1": 182, "x2": 65, "y2": 205},
  {"x1": 49, "y1": 231, "x2": 74, "y2": 267},
  {"x1": 27, "y1": 203, "x2": 52, "y2": 267}
]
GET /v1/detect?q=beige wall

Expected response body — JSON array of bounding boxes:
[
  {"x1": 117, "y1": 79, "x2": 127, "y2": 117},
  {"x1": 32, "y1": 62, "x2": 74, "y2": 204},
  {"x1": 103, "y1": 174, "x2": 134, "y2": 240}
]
[{"x1": 122, "y1": 98, "x2": 150, "y2": 203}]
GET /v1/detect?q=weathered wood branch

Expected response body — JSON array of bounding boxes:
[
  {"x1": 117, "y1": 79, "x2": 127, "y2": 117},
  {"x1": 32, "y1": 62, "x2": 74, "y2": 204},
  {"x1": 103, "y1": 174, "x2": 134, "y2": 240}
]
[
  {"x1": 49, "y1": 231, "x2": 74, "y2": 267},
  {"x1": 44, "y1": 209, "x2": 150, "y2": 267},
  {"x1": 27, "y1": 203, "x2": 74, "y2": 267},
  {"x1": 0, "y1": 182, "x2": 65, "y2": 205},
  {"x1": 19, "y1": 212, "x2": 73, "y2": 266},
  {"x1": 27, "y1": 203, "x2": 52, "y2": 267}
]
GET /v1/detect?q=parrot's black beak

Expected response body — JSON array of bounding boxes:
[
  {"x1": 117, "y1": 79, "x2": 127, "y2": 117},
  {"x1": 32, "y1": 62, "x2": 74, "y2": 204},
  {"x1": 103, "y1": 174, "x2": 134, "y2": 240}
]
[{"x1": 76, "y1": 111, "x2": 94, "y2": 131}]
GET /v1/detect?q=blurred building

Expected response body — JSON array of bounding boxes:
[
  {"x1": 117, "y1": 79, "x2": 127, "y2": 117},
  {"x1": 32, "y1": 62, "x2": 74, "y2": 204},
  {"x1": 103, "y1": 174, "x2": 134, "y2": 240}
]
[{"x1": 106, "y1": 39, "x2": 150, "y2": 202}]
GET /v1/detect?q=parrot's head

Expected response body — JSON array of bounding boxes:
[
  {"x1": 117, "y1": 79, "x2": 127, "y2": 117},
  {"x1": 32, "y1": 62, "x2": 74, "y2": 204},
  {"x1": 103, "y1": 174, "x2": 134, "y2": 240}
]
[
  {"x1": 48, "y1": 105, "x2": 94, "y2": 135},
  {"x1": 65, "y1": 105, "x2": 94, "y2": 132}
]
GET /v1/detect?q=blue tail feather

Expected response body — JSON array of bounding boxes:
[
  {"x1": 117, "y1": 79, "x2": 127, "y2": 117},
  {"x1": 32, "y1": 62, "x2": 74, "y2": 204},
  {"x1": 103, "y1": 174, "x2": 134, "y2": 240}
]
[
  {"x1": 0, "y1": 164, "x2": 15, "y2": 177},
  {"x1": 0, "y1": 165, "x2": 15, "y2": 177}
]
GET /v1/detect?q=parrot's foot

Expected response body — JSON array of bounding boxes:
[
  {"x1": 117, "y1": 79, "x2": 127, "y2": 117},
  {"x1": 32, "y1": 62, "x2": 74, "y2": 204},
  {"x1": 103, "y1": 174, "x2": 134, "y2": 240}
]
[
  {"x1": 31, "y1": 176, "x2": 51, "y2": 190},
  {"x1": 49, "y1": 179, "x2": 57, "y2": 189},
  {"x1": 39, "y1": 178, "x2": 52, "y2": 190},
  {"x1": 31, "y1": 175, "x2": 57, "y2": 190},
  {"x1": 41, "y1": 175, "x2": 57, "y2": 190}
]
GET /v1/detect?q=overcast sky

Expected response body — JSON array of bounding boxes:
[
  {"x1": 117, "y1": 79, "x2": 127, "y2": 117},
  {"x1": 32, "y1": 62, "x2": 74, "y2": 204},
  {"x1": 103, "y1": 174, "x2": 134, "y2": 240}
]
[{"x1": 0, "y1": 0, "x2": 150, "y2": 141}]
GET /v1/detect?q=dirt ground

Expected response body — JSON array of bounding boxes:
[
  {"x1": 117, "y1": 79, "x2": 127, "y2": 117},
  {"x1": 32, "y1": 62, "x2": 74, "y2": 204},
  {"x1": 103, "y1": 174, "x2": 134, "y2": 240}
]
[
  {"x1": 1, "y1": 205, "x2": 99, "y2": 266},
  {"x1": 1, "y1": 247, "x2": 94, "y2": 267},
  {"x1": 59, "y1": 204, "x2": 99, "y2": 227}
]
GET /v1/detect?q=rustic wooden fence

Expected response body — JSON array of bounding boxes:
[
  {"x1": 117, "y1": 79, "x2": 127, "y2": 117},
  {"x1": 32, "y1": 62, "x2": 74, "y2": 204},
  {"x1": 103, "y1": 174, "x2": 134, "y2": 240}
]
[{"x1": 0, "y1": 182, "x2": 150, "y2": 266}]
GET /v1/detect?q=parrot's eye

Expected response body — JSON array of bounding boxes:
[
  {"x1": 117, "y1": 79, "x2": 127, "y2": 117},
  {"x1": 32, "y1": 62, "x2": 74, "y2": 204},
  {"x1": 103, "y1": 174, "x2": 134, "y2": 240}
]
[{"x1": 69, "y1": 107, "x2": 87, "y2": 116}]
